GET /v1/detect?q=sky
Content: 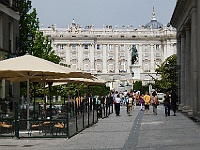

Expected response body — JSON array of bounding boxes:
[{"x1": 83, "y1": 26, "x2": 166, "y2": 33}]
[{"x1": 31, "y1": 0, "x2": 177, "y2": 29}]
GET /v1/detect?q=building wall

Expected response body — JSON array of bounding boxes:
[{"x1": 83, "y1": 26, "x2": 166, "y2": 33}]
[
  {"x1": 0, "y1": 1, "x2": 20, "y2": 100},
  {"x1": 171, "y1": 0, "x2": 200, "y2": 117},
  {"x1": 41, "y1": 18, "x2": 177, "y2": 92}
]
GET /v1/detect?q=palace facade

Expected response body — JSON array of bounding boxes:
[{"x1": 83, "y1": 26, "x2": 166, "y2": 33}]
[{"x1": 41, "y1": 10, "x2": 177, "y2": 92}]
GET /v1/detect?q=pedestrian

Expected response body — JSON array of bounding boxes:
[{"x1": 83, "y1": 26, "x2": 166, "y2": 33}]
[
  {"x1": 119, "y1": 91, "x2": 124, "y2": 107},
  {"x1": 115, "y1": 94, "x2": 121, "y2": 116},
  {"x1": 151, "y1": 91, "x2": 159, "y2": 115},
  {"x1": 171, "y1": 90, "x2": 178, "y2": 116},
  {"x1": 127, "y1": 94, "x2": 133, "y2": 116},
  {"x1": 139, "y1": 94, "x2": 145, "y2": 111},
  {"x1": 125, "y1": 94, "x2": 129, "y2": 113},
  {"x1": 144, "y1": 92, "x2": 151, "y2": 115},
  {"x1": 163, "y1": 91, "x2": 171, "y2": 117},
  {"x1": 113, "y1": 91, "x2": 118, "y2": 113},
  {"x1": 135, "y1": 92, "x2": 140, "y2": 106}
]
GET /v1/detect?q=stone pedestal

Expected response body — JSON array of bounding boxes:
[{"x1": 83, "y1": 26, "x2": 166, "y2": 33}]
[
  {"x1": 182, "y1": 105, "x2": 191, "y2": 113},
  {"x1": 178, "y1": 103, "x2": 184, "y2": 111},
  {"x1": 187, "y1": 109, "x2": 194, "y2": 116},
  {"x1": 196, "y1": 111, "x2": 200, "y2": 117}
]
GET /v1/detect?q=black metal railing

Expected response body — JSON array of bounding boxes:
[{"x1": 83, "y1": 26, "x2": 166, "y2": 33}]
[{"x1": 0, "y1": 96, "x2": 113, "y2": 139}]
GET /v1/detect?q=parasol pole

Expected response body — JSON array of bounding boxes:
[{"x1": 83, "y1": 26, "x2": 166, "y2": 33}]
[{"x1": 27, "y1": 75, "x2": 30, "y2": 130}]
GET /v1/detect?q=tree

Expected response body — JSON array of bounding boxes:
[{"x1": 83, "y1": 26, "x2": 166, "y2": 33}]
[
  {"x1": 19, "y1": 0, "x2": 62, "y2": 96},
  {"x1": 133, "y1": 80, "x2": 149, "y2": 94},
  {"x1": 19, "y1": 0, "x2": 38, "y2": 56},
  {"x1": 133, "y1": 81, "x2": 142, "y2": 91},
  {"x1": 152, "y1": 54, "x2": 177, "y2": 92},
  {"x1": 19, "y1": 0, "x2": 61, "y2": 63}
]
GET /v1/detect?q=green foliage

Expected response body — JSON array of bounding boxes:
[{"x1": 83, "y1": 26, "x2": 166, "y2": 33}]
[
  {"x1": 19, "y1": 0, "x2": 62, "y2": 96},
  {"x1": 87, "y1": 85, "x2": 110, "y2": 97},
  {"x1": 19, "y1": 0, "x2": 39, "y2": 55},
  {"x1": 152, "y1": 54, "x2": 177, "y2": 92},
  {"x1": 19, "y1": 0, "x2": 61, "y2": 64},
  {"x1": 133, "y1": 81, "x2": 142, "y2": 91},
  {"x1": 133, "y1": 80, "x2": 149, "y2": 95},
  {"x1": 18, "y1": 0, "x2": 109, "y2": 99},
  {"x1": 32, "y1": 32, "x2": 61, "y2": 63}
]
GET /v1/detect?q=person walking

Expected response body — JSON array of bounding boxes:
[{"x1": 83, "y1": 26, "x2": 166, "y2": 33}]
[
  {"x1": 151, "y1": 91, "x2": 159, "y2": 115},
  {"x1": 127, "y1": 94, "x2": 133, "y2": 116},
  {"x1": 115, "y1": 94, "x2": 121, "y2": 116},
  {"x1": 163, "y1": 91, "x2": 171, "y2": 117},
  {"x1": 144, "y1": 92, "x2": 151, "y2": 115},
  {"x1": 139, "y1": 94, "x2": 145, "y2": 111},
  {"x1": 125, "y1": 95, "x2": 129, "y2": 113},
  {"x1": 171, "y1": 90, "x2": 178, "y2": 116}
]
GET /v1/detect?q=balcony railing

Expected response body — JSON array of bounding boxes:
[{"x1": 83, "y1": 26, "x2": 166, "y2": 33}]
[
  {"x1": 0, "y1": 0, "x2": 9, "y2": 6},
  {"x1": 12, "y1": 0, "x2": 18, "y2": 8},
  {"x1": 0, "y1": 0, "x2": 19, "y2": 11}
]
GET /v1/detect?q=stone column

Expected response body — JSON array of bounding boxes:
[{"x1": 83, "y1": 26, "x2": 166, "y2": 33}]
[
  {"x1": 77, "y1": 44, "x2": 83, "y2": 70},
  {"x1": 65, "y1": 44, "x2": 70, "y2": 65},
  {"x1": 182, "y1": 27, "x2": 192, "y2": 113},
  {"x1": 115, "y1": 44, "x2": 119, "y2": 73},
  {"x1": 163, "y1": 43, "x2": 167, "y2": 60},
  {"x1": 90, "y1": 44, "x2": 95, "y2": 71},
  {"x1": 176, "y1": 37, "x2": 181, "y2": 107},
  {"x1": 180, "y1": 33, "x2": 186, "y2": 110},
  {"x1": 166, "y1": 39, "x2": 172, "y2": 57},
  {"x1": 138, "y1": 44, "x2": 143, "y2": 67},
  {"x1": 102, "y1": 44, "x2": 107, "y2": 73},
  {"x1": 127, "y1": 45, "x2": 131, "y2": 73},
  {"x1": 150, "y1": 44, "x2": 154, "y2": 72},
  {"x1": 191, "y1": 8, "x2": 199, "y2": 116}
]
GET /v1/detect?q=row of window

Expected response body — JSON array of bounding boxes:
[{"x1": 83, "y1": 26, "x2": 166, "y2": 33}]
[
  {"x1": 68, "y1": 51, "x2": 161, "y2": 58},
  {"x1": 69, "y1": 60, "x2": 160, "y2": 73},
  {"x1": 69, "y1": 63, "x2": 152, "y2": 73},
  {"x1": 59, "y1": 44, "x2": 161, "y2": 51}
]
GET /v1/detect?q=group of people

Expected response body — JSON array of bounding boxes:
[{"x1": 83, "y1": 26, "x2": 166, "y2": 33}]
[
  {"x1": 163, "y1": 90, "x2": 178, "y2": 117},
  {"x1": 112, "y1": 90, "x2": 178, "y2": 117}
]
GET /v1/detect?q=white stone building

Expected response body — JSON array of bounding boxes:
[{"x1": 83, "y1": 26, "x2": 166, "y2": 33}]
[{"x1": 40, "y1": 10, "x2": 177, "y2": 92}]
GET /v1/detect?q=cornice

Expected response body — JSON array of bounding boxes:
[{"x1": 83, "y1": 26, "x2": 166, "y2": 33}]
[{"x1": 171, "y1": 0, "x2": 196, "y2": 30}]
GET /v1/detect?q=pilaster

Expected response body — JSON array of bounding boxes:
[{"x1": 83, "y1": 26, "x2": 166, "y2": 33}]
[
  {"x1": 77, "y1": 44, "x2": 82, "y2": 70},
  {"x1": 138, "y1": 44, "x2": 143, "y2": 67},
  {"x1": 150, "y1": 44, "x2": 154, "y2": 72},
  {"x1": 115, "y1": 44, "x2": 119, "y2": 73},
  {"x1": 90, "y1": 44, "x2": 95, "y2": 70},
  {"x1": 102, "y1": 44, "x2": 107, "y2": 73},
  {"x1": 65, "y1": 44, "x2": 70, "y2": 65}
]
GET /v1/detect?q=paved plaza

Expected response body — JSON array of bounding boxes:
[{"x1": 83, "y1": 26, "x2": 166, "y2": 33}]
[{"x1": 0, "y1": 105, "x2": 200, "y2": 150}]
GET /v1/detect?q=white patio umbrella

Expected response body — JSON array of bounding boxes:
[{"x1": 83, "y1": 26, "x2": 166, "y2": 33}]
[
  {"x1": 46, "y1": 77, "x2": 106, "y2": 86},
  {"x1": 0, "y1": 54, "x2": 93, "y2": 129}
]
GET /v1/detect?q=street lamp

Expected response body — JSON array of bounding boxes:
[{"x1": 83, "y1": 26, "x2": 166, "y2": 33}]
[
  {"x1": 27, "y1": 33, "x2": 32, "y2": 41},
  {"x1": 32, "y1": 82, "x2": 37, "y2": 120},
  {"x1": 131, "y1": 72, "x2": 134, "y2": 91}
]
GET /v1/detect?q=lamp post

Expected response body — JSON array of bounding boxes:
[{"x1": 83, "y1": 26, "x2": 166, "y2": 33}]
[
  {"x1": 131, "y1": 72, "x2": 134, "y2": 91},
  {"x1": 25, "y1": 34, "x2": 33, "y2": 130},
  {"x1": 32, "y1": 82, "x2": 37, "y2": 120}
]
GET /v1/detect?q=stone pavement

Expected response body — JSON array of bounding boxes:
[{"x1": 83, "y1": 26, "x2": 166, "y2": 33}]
[{"x1": 0, "y1": 105, "x2": 200, "y2": 150}]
